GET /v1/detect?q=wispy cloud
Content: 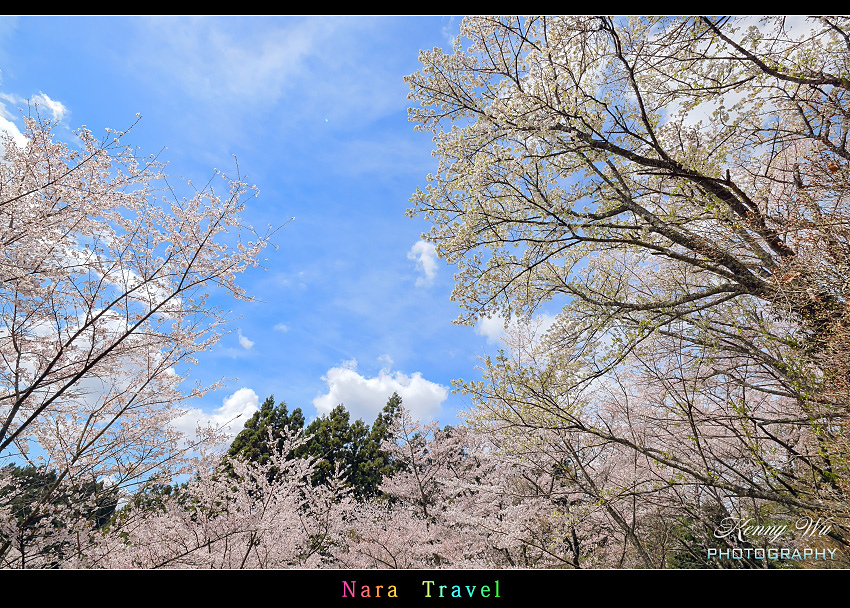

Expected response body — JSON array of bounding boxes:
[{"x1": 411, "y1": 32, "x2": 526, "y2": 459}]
[
  {"x1": 131, "y1": 16, "x2": 399, "y2": 129},
  {"x1": 441, "y1": 16, "x2": 458, "y2": 47},
  {"x1": 132, "y1": 17, "x2": 326, "y2": 106},
  {"x1": 31, "y1": 92, "x2": 68, "y2": 122},
  {"x1": 1, "y1": 91, "x2": 68, "y2": 122},
  {"x1": 407, "y1": 240, "x2": 438, "y2": 287},
  {"x1": 237, "y1": 328, "x2": 254, "y2": 349}
]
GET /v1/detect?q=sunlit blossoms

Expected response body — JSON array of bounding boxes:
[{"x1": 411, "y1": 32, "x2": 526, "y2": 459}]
[{"x1": 406, "y1": 16, "x2": 850, "y2": 566}]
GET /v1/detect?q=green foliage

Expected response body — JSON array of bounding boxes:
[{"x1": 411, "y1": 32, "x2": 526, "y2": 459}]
[
  {"x1": 226, "y1": 395, "x2": 306, "y2": 484},
  {"x1": 227, "y1": 392, "x2": 404, "y2": 501},
  {"x1": 229, "y1": 394, "x2": 306, "y2": 465},
  {"x1": 363, "y1": 392, "x2": 406, "y2": 491},
  {"x1": 123, "y1": 482, "x2": 187, "y2": 515},
  {"x1": 301, "y1": 404, "x2": 368, "y2": 495},
  {"x1": 0, "y1": 464, "x2": 119, "y2": 566}
]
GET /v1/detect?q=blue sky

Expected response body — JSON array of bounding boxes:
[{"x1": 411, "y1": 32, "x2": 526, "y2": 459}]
[{"x1": 0, "y1": 15, "x2": 521, "y2": 438}]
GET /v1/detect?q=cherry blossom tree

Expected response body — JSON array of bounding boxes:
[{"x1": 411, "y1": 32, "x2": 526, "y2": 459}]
[
  {"x1": 75, "y1": 428, "x2": 353, "y2": 569},
  {"x1": 0, "y1": 114, "x2": 273, "y2": 566},
  {"x1": 339, "y1": 405, "x2": 611, "y2": 568},
  {"x1": 407, "y1": 16, "x2": 850, "y2": 565}
]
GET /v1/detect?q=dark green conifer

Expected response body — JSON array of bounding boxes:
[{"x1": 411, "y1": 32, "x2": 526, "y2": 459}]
[{"x1": 226, "y1": 392, "x2": 404, "y2": 500}]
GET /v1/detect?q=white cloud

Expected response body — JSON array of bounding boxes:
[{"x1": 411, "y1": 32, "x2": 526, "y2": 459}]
[
  {"x1": 31, "y1": 92, "x2": 68, "y2": 122},
  {"x1": 237, "y1": 328, "x2": 254, "y2": 349},
  {"x1": 0, "y1": 114, "x2": 25, "y2": 149},
  {"x1": 0, "y1": 92, "x2": 67, "y2": 157},
  {"x1": 172, "y1": 386, "x2": 260, "y2": 442},
  {"x1": 475, "y1": 315, "x2": 508, "y2": 345},
  {"x1": 407, "y1": 240, "x2": 438, "y2": 287},
  {"x1": 0, "y1": 97, "x2": 27, "y2": 150},
  {"x1": 313, "y1": 358, "x2": 448, "y2": 423},
  {"x1": 377, "y1": 353, "x2": 393, "y2": 371},
  {"x1": 1, "y1": 91, "x2": 68, "y2": 122},
  {"x1": 273, "y1": 322, "x2": 289, "y2": 333},
  {"x1": 475, "y1": 312, "x2": 558, "y2": 346}
]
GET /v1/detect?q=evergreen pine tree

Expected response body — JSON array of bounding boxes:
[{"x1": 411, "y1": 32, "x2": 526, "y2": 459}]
[
  {"x1": 227, "y1": 395, "x2": 306, "y2": 481},
  {"x1": 226, "y1": 393, "x2": 404, "y2": 500}
]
